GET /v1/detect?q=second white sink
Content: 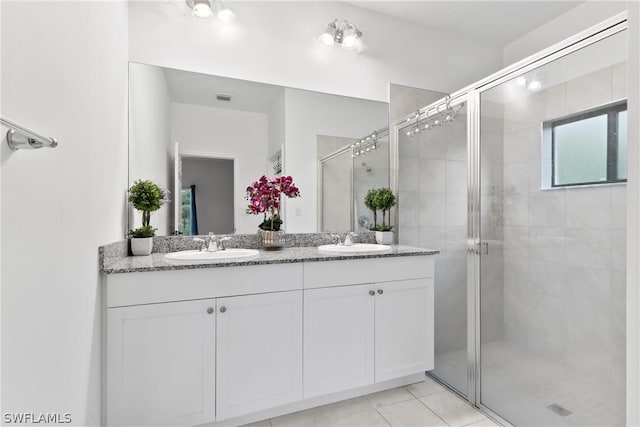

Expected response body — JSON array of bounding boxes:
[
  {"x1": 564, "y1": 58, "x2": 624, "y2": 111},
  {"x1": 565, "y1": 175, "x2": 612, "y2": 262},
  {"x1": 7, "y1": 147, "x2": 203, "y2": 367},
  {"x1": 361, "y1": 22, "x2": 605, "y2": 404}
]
[
  {"x1": 164, "y1": 249, "x2": 259, "y2": 263},
  {"x1": 317, "y1": 243, "x2": 392, "y2": 255}
]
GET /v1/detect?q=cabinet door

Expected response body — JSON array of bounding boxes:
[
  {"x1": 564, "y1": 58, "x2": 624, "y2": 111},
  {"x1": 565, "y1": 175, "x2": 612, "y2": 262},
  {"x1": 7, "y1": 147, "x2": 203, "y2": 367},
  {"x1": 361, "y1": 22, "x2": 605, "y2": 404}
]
[
  {"x1": 304, "y1": 284, "x2": 375, "y2": 398},
  {"x1": 375, "y1": 278, "x2": 434, "y2": 382},
  {"x1": 107, "y1": 299, "x2": 216, "y2": 426},
  {"x1": 216, "y1": 291, "x2": 303, "y2": 420}
]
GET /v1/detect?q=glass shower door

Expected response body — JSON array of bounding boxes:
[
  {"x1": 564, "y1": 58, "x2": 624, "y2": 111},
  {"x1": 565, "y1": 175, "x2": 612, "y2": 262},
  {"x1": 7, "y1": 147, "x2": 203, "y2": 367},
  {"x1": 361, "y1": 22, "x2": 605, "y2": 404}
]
[
  {"x1": 478, "y1": 29, "x2": 627, "y2": 426},
  {"x1": 397, "y1": 102, "x2": 469, "y2": 397}
]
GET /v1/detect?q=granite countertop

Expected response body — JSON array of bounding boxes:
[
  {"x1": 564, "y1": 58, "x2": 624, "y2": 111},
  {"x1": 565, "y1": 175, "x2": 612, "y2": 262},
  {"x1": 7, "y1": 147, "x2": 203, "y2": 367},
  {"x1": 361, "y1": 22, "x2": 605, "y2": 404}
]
[{"x1": 100, "y1": 244, "x2": 438, "y2": 275}]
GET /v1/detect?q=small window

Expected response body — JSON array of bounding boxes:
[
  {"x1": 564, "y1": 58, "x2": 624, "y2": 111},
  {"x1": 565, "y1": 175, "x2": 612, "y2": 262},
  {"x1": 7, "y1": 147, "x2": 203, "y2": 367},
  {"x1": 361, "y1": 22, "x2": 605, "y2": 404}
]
[{"x1": 551, "y1": 101, "x2": 627, "y2": 187}]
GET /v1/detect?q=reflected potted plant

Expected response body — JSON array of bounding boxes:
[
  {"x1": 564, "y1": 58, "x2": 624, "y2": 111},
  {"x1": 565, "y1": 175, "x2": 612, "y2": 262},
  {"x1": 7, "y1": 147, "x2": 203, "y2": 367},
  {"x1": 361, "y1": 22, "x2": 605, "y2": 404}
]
[
  {"x1": 246, "y1": 175, "x2": 300, "y2": 249},
  {"x1": 127, "y1": 179, "x2": 167, "y2": 256},
  {"x1": 365, "y1": 187, "x2": 397, "y2": 244}
]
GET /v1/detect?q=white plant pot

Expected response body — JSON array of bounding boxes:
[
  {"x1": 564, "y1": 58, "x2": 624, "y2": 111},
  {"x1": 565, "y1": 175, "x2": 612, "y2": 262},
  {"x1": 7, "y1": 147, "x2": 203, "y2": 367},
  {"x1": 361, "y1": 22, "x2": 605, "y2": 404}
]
[
  {"x1": 375, "y1": 231, "x2": 393, "y2": 245},
  {"x1": 131, "y1": 237, "x2": 153, "y2": 256}
]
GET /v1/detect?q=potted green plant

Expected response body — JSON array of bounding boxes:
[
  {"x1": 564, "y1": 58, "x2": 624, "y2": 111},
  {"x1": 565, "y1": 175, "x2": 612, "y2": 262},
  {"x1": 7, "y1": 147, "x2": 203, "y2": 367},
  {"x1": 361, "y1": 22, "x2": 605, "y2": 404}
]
[
  {"x1": 127, "y1": 179, "x2": 167, "y2": 256},
  {"x1": 365, "y1": 188, "x2": 397, "y2": 244}
]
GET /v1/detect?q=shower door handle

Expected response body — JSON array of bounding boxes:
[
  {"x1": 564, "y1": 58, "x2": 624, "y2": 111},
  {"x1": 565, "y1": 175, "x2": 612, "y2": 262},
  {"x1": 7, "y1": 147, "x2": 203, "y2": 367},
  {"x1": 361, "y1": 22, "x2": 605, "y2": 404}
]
[{"x1": 469, "y1": 242, "x2": 489, "y2": 255}]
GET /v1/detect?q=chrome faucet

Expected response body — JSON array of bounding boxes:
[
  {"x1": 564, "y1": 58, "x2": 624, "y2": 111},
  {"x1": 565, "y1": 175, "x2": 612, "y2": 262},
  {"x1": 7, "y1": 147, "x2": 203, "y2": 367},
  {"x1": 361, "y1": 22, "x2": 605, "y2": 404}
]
[
  {"x1": 193, "y1": 237, "x2": 206, "y2": 252},
  {"x1": 344, "y1": 232, "x2": 358, "y2": 246},
  {"x1": 217, "y1": 236, "x2": 232, "y2": 251},
  {"x1": 330, "y1": 234, "x2": 342, "y2": 246}
]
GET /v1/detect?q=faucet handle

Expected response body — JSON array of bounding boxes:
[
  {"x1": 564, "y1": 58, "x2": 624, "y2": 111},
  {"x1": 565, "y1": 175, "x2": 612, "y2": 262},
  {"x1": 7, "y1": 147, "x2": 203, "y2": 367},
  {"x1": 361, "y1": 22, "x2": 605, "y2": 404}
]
[
  {"x1": 344, "y1": 232, "x2": 359, "y2": 246},
  {"x1": 330, "y1": 234, "x2": 342, "y2": 246},
  {"x1": 193, "y1": 237, "x2": 206, "y2": 251},
  {"x1": 218, "y1": 236, "x2": 232, "y2": 250}
]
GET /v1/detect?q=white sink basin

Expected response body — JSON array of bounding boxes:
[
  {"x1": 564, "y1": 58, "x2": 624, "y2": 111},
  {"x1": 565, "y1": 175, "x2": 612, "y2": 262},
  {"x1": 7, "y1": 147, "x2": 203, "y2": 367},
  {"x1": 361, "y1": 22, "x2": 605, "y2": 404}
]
[
  {"x1": 164, "y1": 249, "x2": 259, "y2": 263},
  {"x1": 317, "y1": 243, "x2": 392, "y2": 255}
]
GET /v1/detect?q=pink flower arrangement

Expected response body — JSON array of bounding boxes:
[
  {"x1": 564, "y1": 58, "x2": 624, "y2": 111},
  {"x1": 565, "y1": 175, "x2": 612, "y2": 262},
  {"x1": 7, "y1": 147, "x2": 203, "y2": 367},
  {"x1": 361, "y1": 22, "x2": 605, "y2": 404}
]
[{"x1": 246, "y1": 175, "x2": 301, "y2": 231}]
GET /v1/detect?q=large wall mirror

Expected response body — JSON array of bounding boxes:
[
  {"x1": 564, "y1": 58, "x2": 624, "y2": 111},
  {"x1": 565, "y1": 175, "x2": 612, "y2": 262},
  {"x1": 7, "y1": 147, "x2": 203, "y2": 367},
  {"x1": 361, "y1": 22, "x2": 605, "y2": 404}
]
[{"x1": 128, "y1": 62, "x2": 388, "y2": 235}]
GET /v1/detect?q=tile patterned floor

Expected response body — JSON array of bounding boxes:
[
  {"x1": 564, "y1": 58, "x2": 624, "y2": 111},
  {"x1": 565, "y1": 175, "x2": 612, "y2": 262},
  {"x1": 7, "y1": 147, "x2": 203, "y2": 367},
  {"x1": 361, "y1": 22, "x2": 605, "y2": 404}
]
[{"x1": 241, "y1": 375, "x2": 500, "y2": 427}]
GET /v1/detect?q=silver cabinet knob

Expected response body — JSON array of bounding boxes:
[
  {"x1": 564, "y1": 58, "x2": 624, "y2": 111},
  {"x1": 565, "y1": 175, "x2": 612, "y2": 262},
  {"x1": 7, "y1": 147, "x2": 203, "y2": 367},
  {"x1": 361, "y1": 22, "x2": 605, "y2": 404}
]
[
  {"x1": 206, "y1": 307, "x2": 214, "y2": 314},
  {"x1": 219, "y1": 306, "x2": 227, "y2": 313},
  {"x1": 369, "y1": 290, "x2": 375, "y2": 296},
  {"x1": 377, "y1": 289, "x2": 384, "y2": 295}
]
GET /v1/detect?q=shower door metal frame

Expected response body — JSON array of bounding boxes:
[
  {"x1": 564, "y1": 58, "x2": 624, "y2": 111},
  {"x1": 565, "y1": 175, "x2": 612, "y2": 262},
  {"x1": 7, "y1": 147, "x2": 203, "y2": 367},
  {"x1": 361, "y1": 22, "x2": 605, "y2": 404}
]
[{"x1": 391, "y1": 11, "x2": 628, "y2": 425}]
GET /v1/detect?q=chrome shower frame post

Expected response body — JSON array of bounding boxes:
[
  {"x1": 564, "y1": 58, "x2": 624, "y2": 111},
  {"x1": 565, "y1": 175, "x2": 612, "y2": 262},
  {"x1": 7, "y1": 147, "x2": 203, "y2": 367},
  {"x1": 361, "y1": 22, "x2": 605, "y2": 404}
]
[{"x1": 466, "y1": 90, "x2": 480, "y2": 406}]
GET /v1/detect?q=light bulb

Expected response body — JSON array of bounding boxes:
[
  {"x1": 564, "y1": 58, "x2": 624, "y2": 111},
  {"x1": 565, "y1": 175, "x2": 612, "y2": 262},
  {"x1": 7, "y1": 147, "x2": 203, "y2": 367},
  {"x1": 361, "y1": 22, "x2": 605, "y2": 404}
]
[
  {"x1": 342, "y1": 34, "x2": 357, "y2": 49},
  {"x1": 319, "y1": 32, "x2": 334, "y2": 46},
  {"x1": 216, "y1": 7, "x2": 235, "y2": 20},
  {"x1": 527, "y1": 80, "x2": 542, "y2": 91},
  {"x1": 319, "y1": 21, "x2": 337, "y2": 46},
  {"x1": 192, "y1": 0, "x2": 212, "y2": 19},
  {"x1": 515, "y1": 76, "x2": 527, "y2": 87}
]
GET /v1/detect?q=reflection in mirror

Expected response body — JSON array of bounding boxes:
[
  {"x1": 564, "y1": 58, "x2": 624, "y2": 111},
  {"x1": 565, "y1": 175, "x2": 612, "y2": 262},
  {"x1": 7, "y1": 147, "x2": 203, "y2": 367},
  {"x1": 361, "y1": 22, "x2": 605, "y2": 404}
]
[
  {"x1": 318, "y1": 130, "x2": 389, "y2": 232},
  {"x1": 129, "y1": 62, "x2": 388, "y2": 235}
]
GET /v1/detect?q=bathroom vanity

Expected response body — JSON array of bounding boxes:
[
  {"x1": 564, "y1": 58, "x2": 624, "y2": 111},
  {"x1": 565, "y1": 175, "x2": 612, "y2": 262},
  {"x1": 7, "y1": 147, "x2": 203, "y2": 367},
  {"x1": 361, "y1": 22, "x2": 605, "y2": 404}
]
[{"x1": 101, "y1": 243, "x2": 437, "y2": 426}]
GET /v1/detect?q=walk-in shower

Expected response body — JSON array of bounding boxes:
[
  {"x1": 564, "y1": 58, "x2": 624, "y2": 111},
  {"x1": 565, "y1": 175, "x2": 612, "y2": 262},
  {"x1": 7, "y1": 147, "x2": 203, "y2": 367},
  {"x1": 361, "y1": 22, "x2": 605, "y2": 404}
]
[
  {"x1": 394, "y1": 14, "x2": 628, "y2": 426},
  {"x1": 318, "y1": 129, "x2": 389, "y2": 232}
]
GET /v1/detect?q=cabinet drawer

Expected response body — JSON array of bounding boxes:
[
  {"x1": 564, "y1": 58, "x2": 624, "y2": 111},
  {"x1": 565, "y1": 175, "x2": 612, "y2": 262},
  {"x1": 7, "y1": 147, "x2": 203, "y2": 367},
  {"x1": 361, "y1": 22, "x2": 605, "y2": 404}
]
[
  {"x1": 106, "y1": 263, "x2": 303, "y2": 307},
  {"x1": 303, "y1": 256, "x2": 434, "y2": 289}
]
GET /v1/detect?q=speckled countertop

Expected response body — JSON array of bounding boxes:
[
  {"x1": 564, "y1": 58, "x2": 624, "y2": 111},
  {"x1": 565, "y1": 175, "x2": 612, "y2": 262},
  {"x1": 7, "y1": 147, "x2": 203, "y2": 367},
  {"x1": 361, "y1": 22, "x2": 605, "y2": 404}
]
[{"x1": 100, "y1": 233, "x2": 438, "y2": 275}]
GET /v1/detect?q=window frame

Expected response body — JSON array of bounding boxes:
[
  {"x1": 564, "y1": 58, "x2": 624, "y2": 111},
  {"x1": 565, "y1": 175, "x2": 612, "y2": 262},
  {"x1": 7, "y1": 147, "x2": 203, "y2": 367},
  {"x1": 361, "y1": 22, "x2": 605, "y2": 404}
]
[{"x1": 550, "y1": 100, "x2": 627, "y2": 187}]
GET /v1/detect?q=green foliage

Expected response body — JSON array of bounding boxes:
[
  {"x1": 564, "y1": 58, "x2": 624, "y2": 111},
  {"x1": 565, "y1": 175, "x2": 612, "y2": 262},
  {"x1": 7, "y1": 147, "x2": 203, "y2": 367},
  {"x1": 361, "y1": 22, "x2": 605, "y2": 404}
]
[
  {"x1": 258, "y1": 214, "x2": 283, "y2": 231},
  {"x1": 128, "y1": 179, "x2": 167, "y2": 228},
  {"x1": 128, "y1": 225, "x2": 156, "y2": 238},
  {"x1": 364, "y1": 188, "x2": 397, "y2": 231}
]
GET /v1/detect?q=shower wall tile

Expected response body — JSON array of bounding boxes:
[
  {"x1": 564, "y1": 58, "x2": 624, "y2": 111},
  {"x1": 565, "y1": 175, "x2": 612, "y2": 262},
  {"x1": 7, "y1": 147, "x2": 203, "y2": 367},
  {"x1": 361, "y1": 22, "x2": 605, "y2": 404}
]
[
  {"x1": 503, "y1": 195, "x2": 528, "y2": 226},
  {"x1": 528, "y1": 190, "x2": 566, "y2": 227},
  {"x1": 610, "y1": 185, "x2": 626, "y2": 228},
  {"x1": 503, "y1": 161, "x2": 529, "y2": 195},
  {"x1": 446, "y1": 161, "x2": 467, "y2": 194},
  {"x1": 529, "y1": 226, "x2": 565, "y2": 263},
  {"x1": 399, "y1": 157, "x2": 420, "y2": 192},
  {"x1": 446, "y1": 126, "x2": 467, "y2": 161},
  {"x1": 399, "y1": 226, "x2": 420, "y2": 247},
  {"x1": 419, "y1": 193, "x2": 447, "y2": 227},
  {"x1": 419, "y1": 226, "x2": 447, "y2": 251},
  {"x1": 503, "y1": 226, "x2": 529, "y2": 259},
  {"x1": 541, "y1": 83, "x2": 567, "y2": 120},
  {"x1": 419, "y1": 159, "x2": 446, "y2": 193},
  {"x1": 565, "y1": 228, "x2": 611, "y2": 269},
  {"x1": 566, "y1": 67, "x2": 613, "y2": 112},
  {"x1": 419, "y1": 135, "x2": 447, "y2": 160},
  {"x1": 565, "y1": 186, "x2": 611, "y2": 228},
  {"x1": 612, "y1": 61, "x2": 627, "y2": 100},
  {"x1": 399, "y1": 191, "x2": 419, "y2": 227},
  {"x1": 610, "y1": 229, "x2": 626, "y2": 273},
  {"x1": 445, "y1": 194, "x2": 467, "y2": 227}
]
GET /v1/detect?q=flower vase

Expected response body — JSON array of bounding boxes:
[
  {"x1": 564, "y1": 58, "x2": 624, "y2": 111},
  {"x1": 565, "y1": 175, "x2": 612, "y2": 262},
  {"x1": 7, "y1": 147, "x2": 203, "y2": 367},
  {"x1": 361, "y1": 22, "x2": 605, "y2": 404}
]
[{"x1": 259, "y1": 229, "x2": 286, "y2": 249}]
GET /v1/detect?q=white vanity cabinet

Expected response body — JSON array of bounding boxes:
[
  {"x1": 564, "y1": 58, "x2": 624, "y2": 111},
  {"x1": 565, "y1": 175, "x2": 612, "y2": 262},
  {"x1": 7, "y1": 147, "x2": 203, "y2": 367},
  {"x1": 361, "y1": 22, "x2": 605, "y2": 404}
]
[
  {"x1": 303, "y1": 284, "x2": 375, "y2": 397},
  {"x1": 107, "y1": 298, "x2": 217, "y2": 426},
  {"x1": 216, "y1": 291, "x2": 303, "y2": 420},
  {"x1": 104, "y1": 255, "x2": 435, "y2": 427},
  {"x1": 302, "y1": 257, "x2": 435, "y2": 397}
]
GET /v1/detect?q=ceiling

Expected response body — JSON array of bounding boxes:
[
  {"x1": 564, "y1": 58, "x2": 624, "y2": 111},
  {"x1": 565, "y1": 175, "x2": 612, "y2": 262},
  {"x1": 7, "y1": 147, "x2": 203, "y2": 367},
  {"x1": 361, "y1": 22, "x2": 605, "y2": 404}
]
[
  {"x1": 163, "y1": 67, "x2": 284, "y2": 113},
  {"x1": 345, "y1": 1, "x2": 585, "y2": 45}
]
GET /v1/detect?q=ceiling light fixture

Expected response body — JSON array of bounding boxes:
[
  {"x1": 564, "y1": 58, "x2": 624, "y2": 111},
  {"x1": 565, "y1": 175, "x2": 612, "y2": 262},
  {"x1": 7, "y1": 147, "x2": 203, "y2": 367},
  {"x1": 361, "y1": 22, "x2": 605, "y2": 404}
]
[
  {"x1": 185, "y1": 0, "x2": 234, "y2": 21},
  {"x1": 319, "y1": 19, "x2": 363, "y2": 50}
]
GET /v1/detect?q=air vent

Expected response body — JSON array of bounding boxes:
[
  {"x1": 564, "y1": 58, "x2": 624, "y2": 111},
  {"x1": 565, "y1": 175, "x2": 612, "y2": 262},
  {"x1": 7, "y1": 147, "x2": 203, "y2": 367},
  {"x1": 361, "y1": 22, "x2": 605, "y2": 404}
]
[{"x1": 216, "y1": 94, "x2": 232, "y2": 101}]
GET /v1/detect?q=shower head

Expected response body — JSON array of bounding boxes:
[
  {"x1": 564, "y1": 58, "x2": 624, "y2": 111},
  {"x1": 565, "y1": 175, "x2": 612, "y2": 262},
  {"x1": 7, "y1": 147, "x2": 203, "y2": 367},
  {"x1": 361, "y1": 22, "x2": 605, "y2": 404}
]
[{"x1": 361, "y1": 162, "x2": 372, "y2": 173}]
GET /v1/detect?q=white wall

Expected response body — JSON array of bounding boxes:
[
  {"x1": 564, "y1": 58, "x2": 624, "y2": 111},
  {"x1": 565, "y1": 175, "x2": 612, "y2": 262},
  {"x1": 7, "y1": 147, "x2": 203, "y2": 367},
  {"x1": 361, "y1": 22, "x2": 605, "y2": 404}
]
[
  {"x1": 267, "y1": 91, "x2": 285, "y2": 161},
  {"x1": 283, "y1": 88, "x2": 387, "y2": 232},
  {"x1": 626, "y1": 1, "x2": 639, "y2": 424},
  {"x1": 171, "y1": 102, "x2": 268, "y2": 234},
  {"x1": 503, "y1": 0, "x2": 627, "y2": 66},
  {"x1": 129, "y1": 63, "x2": 172, "y2": 235},
  {"x1": 1, "y1": 1, "x2": 129, "y2": 425},
  {"x1": 128, "y1": 1, "x2": 504, "y2": 103}
]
